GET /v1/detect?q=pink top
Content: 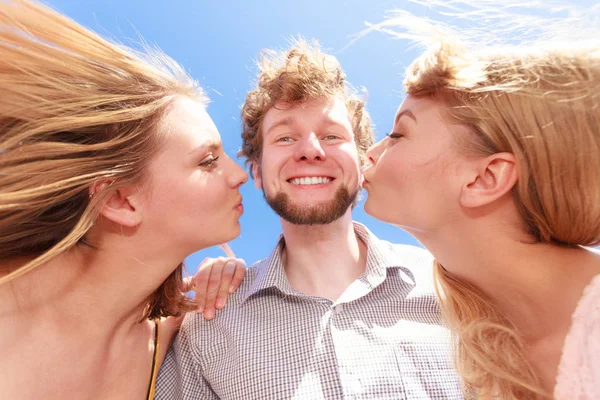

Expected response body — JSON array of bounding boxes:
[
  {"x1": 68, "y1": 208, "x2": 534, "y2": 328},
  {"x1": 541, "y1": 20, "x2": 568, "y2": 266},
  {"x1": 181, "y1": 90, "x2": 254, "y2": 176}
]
[{"x1": 554, "y1": 274, "x2": 600, "y2": 400}]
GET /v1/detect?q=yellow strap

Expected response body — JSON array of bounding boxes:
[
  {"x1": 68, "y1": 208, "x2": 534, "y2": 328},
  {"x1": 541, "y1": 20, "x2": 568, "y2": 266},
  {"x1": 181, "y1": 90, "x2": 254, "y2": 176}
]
[{"x1": 147, "y1": 320, "x2": 160, "y2": 400}]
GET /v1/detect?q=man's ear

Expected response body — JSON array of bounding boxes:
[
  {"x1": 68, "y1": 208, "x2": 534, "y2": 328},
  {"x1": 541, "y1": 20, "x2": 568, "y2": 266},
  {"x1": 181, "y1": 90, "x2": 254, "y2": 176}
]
[
  {"x1": 460, "y1": 152, "x2": 518, "y2": 209},
  {"x1": 252, "y1": 162, "x2": 263, "y2": 189},
  {"x1": 89, "y1": 181, "x2": 143, "y2": 227}
]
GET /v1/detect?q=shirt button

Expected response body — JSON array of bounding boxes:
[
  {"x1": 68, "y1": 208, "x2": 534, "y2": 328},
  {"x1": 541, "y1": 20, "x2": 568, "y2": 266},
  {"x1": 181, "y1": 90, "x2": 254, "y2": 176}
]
[{"x1": 333, "y1": 304, "x2": 344, "y2": 314}]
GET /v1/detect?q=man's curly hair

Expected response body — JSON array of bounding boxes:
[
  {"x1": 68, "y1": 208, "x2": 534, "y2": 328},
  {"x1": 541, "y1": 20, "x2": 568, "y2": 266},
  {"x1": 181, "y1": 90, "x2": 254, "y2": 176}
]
[{"x1": 240, "y1": 39, "x2": 374, "y2": 174}]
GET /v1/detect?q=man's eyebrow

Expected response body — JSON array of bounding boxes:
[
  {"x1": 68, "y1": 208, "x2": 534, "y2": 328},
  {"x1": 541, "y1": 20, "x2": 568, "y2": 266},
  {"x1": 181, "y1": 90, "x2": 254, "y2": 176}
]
[
  {"x1": 394, "y1": 109, "x2": 417, "y2": 126},
  {"x1": 265, "y1": 116, "x2": 296, "y2": 136},
  {"x1": 322, "y1": 119, "x2": 347, "y2": 127}
]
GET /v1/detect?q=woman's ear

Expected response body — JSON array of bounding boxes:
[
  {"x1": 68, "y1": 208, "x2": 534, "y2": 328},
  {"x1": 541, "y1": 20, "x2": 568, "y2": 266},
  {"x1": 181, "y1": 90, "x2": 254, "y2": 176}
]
[
  {"x1": 460, "y1": 152, "x2": 518, "y2": 208},
  {"x1": 90, "y1": 181, "x2": 143, "y2": 227}
]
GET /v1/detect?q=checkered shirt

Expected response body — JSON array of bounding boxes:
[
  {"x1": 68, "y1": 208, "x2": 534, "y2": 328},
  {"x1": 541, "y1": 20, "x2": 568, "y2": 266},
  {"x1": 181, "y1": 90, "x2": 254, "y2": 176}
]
[{"x1": 155, "y1": 223, "x2": 463, "y2": 399}]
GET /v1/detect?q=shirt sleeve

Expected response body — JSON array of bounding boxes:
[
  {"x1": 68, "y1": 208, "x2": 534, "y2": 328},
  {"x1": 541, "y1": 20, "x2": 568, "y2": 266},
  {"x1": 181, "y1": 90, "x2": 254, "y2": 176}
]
[{"x1": 154, "y1": 321, "x2": 219, "y2": 400}]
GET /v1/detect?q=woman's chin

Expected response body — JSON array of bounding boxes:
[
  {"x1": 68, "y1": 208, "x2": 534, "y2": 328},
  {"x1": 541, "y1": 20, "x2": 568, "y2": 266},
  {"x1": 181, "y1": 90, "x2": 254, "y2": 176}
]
[
  {"x1": 216, "y1": 224, "x2": 242, "y2": 247},
  {"x1": 187, "y1": 224, "x2": 241, "y2": 254},
  {"x1": 227, "y1": 224, "x2": 242, "y2": 242},
  {"x1": 364, "y1": 200, "x2": 404, "y2": 227},
  {"x1": 363, "y1": 198, "x2": 381, "y2": 220}
]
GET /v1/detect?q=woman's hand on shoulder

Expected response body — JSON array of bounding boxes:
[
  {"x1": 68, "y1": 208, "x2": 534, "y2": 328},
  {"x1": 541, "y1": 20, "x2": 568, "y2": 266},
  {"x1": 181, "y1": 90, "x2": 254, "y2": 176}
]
[{"x1": 187, "y1": 257, "x2": 247, "y2": 320}]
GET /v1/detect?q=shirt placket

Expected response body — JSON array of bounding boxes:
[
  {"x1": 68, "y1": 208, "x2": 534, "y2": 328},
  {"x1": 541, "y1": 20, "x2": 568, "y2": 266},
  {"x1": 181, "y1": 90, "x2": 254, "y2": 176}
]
[{"x1": 328, "y1": 301, "x2": 364, "y2": 399}]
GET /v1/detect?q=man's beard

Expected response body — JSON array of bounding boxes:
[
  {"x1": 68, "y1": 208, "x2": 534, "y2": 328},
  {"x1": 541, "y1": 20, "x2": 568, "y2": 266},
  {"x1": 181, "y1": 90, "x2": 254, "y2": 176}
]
[{"x1": 263, "y1": 185, "x2": 359, "y2": 225}]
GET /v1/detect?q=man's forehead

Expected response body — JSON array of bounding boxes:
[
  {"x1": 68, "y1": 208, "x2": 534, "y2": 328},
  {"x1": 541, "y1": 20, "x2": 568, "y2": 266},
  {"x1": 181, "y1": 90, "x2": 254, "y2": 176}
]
[{"x1": 265, "y1": 96, "x2": 351, "y2": 127}]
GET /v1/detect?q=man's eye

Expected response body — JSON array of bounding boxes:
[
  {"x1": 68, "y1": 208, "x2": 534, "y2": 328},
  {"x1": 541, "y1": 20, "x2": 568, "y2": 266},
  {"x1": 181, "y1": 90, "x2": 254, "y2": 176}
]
[
  {"x1": 276, "y1": 137, "x2": 294, "y2": 143},
  {"x1": 323, "y1": 135, "x2": 339, "y2": 140},
  {"x1": 199, "y1": 156, "x2": 219, "y2": 168}
]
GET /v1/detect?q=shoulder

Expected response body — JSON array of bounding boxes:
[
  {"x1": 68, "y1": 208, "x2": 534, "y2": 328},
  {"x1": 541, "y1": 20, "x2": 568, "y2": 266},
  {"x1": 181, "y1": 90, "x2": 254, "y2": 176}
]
[
  {"x1": 570, "y1": 274, "x2": 600, "y2": 347},
  {"x1": 375, "y1": 236, "x2": 435, "y2": 277},
  {"x1": 571, "y1": 274, "x2": 600, "y2": 332},
  {"x1": 382, "y1": 240, "x2": 434, "y2": 266},
  {"x1": 177, "y1": 256, "x2": 271, "y2": 333},
  {"x1": 555, "y1": 274, "x2": 600, "y2": 398},
  {"x1": 356, "y1": 223, "x2": 434, "y2": 270}
]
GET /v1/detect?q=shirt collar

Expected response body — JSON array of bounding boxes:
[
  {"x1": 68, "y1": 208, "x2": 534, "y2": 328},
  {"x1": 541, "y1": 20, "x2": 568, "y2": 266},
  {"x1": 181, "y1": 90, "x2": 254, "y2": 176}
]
[
  {"x1": 242, "y1": 236, "x2": 294, "y2": 303},
  {"x1": 241, "y1": 222, "x2": 416, "y2": 303}
]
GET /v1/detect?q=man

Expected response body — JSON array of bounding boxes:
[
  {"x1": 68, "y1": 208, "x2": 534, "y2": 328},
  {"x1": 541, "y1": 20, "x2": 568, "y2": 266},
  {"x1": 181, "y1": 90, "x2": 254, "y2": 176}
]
[{"x1": 156, "y1": 39, "x2": 462, "y2": 399}]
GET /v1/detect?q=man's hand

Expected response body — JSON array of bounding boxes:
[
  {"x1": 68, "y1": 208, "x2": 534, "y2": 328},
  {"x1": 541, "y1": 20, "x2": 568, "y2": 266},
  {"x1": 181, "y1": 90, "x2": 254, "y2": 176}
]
[{"x1": 187, "y1": 257, "x2": 247, "y2": 320}]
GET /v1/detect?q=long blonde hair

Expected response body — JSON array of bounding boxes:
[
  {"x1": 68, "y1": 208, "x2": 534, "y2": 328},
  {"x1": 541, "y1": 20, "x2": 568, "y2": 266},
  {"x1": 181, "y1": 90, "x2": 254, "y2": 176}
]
[
  {"x1": 403, "y1": 33, "x2": 600, "y2": 400},
  {"x1": 0, "y1": 0, "x2": 206, "y2": 319}
]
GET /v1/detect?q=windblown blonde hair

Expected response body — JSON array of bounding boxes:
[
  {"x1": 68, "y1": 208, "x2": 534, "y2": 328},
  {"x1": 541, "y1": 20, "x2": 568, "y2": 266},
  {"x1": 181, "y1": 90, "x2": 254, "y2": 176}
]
[
  {"x1": 240, "y1": 38, "x2": 374, "y2": 170},
  {"x1": 405, "y1": 29, "x2": 600, "y2": 400},
  {"x1": 0, "y1": 0, "x2": 206, "y2": 319}
]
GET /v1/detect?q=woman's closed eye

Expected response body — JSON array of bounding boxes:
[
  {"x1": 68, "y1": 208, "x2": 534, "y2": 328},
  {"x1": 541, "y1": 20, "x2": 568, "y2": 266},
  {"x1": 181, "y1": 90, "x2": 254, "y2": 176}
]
[
  {"x1": 387, "y1": 132, "x2": 405, "y2": 140},
  {"x1": 199, "y1": 155, "x2": 219, "y2": 169}
]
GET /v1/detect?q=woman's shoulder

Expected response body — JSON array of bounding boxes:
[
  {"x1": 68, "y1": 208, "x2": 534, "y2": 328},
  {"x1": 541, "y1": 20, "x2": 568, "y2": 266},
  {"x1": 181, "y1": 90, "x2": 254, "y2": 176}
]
[{"x1": 555, "y1": 274, "x2": 600, "y2": 399}]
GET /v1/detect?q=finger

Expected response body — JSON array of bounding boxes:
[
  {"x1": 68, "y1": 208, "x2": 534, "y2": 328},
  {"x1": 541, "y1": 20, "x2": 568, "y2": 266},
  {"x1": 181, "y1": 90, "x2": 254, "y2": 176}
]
[
  {"x1": 193, "y1": 258, "x2": 214, "y2": 313},
  {"x1": 228, "y1": 258, "x2": 247, "y2": 294},
  {"x1": 202, "y1": 257, "x2": 227, "y2": 320},
  {"x1": 215, "y1": 260, "x2": 237, "y2": 310},
  {"x1": 220, "y1": 243, "x2": 236, "y2": 258}
]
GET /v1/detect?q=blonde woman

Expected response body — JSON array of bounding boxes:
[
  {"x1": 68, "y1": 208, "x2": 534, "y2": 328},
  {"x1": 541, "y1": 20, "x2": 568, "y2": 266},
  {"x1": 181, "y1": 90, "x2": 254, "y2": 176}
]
[
  {"x1": 0, "y1": 1, "x2": 247, "y2": 399},
  {"x1": 362, "y1": 36, "x2": 600, "y2": 400}
]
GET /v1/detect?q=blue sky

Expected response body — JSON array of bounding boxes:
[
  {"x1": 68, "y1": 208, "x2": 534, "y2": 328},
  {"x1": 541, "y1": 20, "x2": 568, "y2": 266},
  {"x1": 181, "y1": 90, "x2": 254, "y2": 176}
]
[{"x1": 47, "y1": 0, "x2": 595, "y2": 273}]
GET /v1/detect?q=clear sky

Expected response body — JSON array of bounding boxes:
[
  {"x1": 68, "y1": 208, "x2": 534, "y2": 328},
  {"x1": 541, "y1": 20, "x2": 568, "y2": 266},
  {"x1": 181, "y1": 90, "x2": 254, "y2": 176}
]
[{"x1": 46, "y1": 0, "x2": 596, "y2": 273}]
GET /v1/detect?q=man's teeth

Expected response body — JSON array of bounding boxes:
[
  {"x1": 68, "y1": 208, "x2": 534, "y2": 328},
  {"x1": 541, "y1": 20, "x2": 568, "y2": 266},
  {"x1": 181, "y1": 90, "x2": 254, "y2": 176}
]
[{"x1": 290, "y1": 177, "x2": 332, "y2": 185}]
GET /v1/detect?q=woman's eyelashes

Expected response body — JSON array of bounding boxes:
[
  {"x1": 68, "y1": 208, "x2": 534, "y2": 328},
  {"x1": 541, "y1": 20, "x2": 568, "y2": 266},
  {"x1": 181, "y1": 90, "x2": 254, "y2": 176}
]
[
  {"x1": 199, "y1": 155, "x2": 219, "y2": 169},
  {"x1": 387, "y1": 132, "x2": 405, "y2": 139}
]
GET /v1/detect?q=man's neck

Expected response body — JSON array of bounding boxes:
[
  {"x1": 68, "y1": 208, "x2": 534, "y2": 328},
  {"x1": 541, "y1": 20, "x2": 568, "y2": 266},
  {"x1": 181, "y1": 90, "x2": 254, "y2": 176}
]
[{"x1": 280, "y1": 211, "x2": 367, "y2": 301}]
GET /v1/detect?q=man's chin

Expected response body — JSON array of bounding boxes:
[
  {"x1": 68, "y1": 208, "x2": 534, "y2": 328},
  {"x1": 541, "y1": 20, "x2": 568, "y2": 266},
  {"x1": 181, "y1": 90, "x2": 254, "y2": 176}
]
[
  {"x1": 280, "y1": 210, "x2": 347, "y2": 225},
  {"x1": 264, "y1": 186, "x2": 358, "y2": 226}
]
